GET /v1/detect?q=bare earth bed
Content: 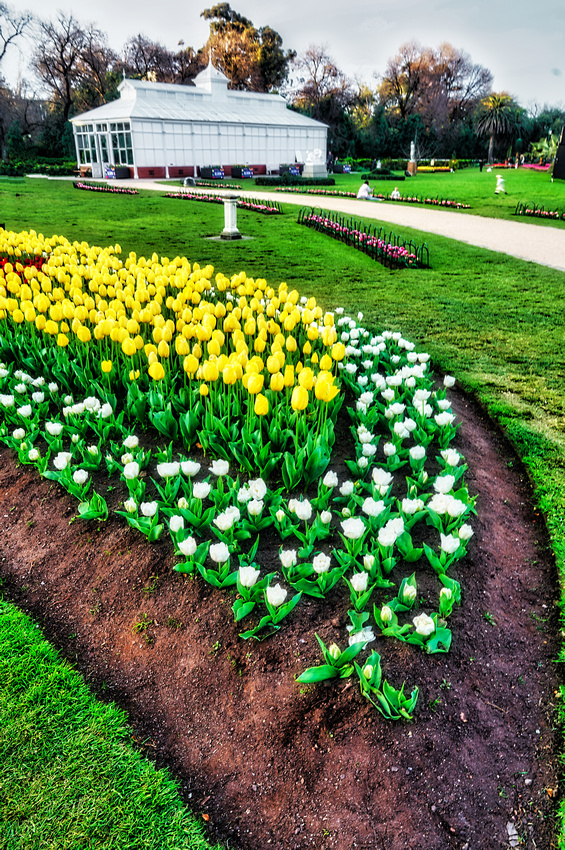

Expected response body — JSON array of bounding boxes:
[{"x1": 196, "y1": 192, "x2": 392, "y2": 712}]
[{"x1": 0, "y1": 388, "x2": 560, "y2": 850}]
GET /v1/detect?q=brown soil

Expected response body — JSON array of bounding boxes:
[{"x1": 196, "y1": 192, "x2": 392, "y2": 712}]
[{"x1": 0, "y1": 388, "x2": 560, "y2": 850}]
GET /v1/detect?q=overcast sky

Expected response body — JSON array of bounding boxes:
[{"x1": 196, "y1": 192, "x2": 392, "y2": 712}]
[{"x1": 5, "y1": 0, "x2": 565, "y2": 110}]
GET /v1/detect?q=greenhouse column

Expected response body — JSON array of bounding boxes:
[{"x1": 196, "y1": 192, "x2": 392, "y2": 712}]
[{"x1": 221, "y1": 195, "x2": 242, "y2": 240}]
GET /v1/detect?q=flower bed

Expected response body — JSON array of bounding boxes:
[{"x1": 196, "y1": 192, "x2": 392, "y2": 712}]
[
  {"x1": 298, "y1": 207, "x2": 429, "y2": 269},
  {"x1": 514, "y1": 201, "x2": 565, "y2": 221},
  {"x1": 165, "y1": 191, "x2": 282, "y2": 215},
  {"x1": 73, "y1": 181, "x2": 139, "y2": 195},
  {"x1": 0, "y1": 229, "x2": 473, "y2": 722},
  {"x1": 195, "y1": 180, "x2": 242, "y2": 189},
  {"x1": 275, "y1": 187, "x2": 357, "y2": 199}
]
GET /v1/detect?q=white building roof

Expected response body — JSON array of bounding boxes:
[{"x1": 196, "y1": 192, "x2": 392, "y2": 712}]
[{"x1": 71, "y1": 67, "x2": 326, "y2": 131}]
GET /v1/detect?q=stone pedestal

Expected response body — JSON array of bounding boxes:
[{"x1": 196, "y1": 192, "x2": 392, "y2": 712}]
[
  {"x1": 221, "y1": 195, "x2": 241, "y2": 240},
  {"x1": 407, "y1": 161, "x2": 417, "y2": 175},
  {"x1": 302, "y1": 163, "x2": 327, "y2": 178}
]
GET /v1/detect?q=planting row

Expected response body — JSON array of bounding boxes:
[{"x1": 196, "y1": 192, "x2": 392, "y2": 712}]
[{"x1": 298, "y1": 207, "x2": 429, "y2": 269}]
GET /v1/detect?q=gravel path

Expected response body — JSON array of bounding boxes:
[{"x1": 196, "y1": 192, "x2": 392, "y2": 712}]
[{"x1": 100, "y1": 177, "x2": 565, "y2": 272}]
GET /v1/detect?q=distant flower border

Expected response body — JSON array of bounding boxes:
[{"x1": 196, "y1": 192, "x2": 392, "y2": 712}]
[
  {"x1": 275, "y1": 186, "x2": 470, "y2": 209},
  {"x1": 165, "y1": 191, "x2": 282, "y2": 215},
  {"x1": 73, "y1": 181, "x2": 139, "y2": 195}
]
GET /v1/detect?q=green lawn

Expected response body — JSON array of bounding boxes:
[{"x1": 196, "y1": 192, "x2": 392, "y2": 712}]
[
  {"x1": 0, "y1": 600, "x2": 222, "y2": 850},
  {"x1": 1, "y1": 173, "x2": 565, "y2": 847}
]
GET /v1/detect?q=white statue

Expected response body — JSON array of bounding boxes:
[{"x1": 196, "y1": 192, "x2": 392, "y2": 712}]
[{"x1": 410, "y1": 141, "x2": 416, "y2": 162}]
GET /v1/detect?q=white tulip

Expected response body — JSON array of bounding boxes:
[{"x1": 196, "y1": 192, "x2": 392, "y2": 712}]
[
  {"x1": 340, "y1": 516, "x2": 366, "y2": 540},
  {"x1": 193, "y1": 482, "x2": 211, "y2": 499},
  {"x1": 72, "y1": 469, "x2": 89, "y2": 486},
  {"x1": 279, "y1": 549, "x2": 297, "y2": 569},
  {"x1": 123, "y1": 461, "x2": 140, "y2": 480},
  {"x1": 247, "y1": 499, "x2": 264, "y2": 517},
  {"x1": 413, "y1": 612, "x2": 435, "y2": 636},
  {"x1": 248, "y1": 477, "x2": 267, "y2": 500},
  {"x1": 209, "y1": 542, "x2": 230, "y2": 563},
  {"x1": 350, "y1": 572, "x2": 368, "y2": 593},
  {"x1": 157, "y1": 461, "x2": 180, "y2": 478},
  {"x1": 53, "y1": 451, "x2": 72, "y2": 470},
  {"x1": 178, "y1": 536, "x2": 197, "y2": 557},
  {"x1": 266, "y1": 583, "x2": 287, "y2": 607},
  {"x1": 180, "y1": 460, "x2": 201, "y2": 477},
  {"x1": 239, "y1": 565, "x2": 260, "y2": 587},
  {"x1": 312, "y1": 553, "x2": 331, "y2": 573},
  {"x1": 169, "y1": 515, "x2": 184, "y2": 533},
  {"x1": 209, "y1": 459, "x2": 229, "y2": 477}
]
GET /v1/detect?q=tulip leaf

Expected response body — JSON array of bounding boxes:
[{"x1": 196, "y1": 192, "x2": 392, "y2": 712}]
[{"x1": 296, "y1": 664, "x2": 342, "y2": 683}]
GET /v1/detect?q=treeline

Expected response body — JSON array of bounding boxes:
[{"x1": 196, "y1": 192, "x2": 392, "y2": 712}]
[{"x1": 0, "y1": 2, "x2": 563, "y2": 166}]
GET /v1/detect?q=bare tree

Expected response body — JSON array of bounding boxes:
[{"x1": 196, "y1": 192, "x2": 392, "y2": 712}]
[
  {"x1": 291, "y1": 44, "x2": 354, "y2": 114},
  {"x1": 74, "y1": 27, "x2": 119, "y2": 109},
  {"x1": 377, "y1": 41, "x2": 429, "y2": 120},
  {"x1": 32, "y1": 14, "x2": 87, "y2": 122},
  {"x1": 0, "y1": 2, "x2": 32, "y2": 68},
  {"x1": 122, "y1": 34, "x2": 176, "y2": 82}
]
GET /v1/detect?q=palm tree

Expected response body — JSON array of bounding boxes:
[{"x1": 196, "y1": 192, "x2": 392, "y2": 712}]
[{"x1": 475, "y1": 92, "x2": 521, "y2": 164}]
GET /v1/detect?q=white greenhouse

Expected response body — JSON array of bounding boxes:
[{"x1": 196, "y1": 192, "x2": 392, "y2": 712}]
[{"x1": 70, "y1": 62, "x2": 328, "y2": 180}]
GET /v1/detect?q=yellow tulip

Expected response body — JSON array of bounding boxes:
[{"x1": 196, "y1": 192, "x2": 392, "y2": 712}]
[
  {"x1": 283, "y1": 365, "x2": 294, "y2": 387},
  {"x1": 222, "y1": 365, "x2": 237, "y2": 385},
  {"x1": 122, "y1": 337, "x2": 137, "y2": 356},
  {"x1": 148, "y1": 361, "x2": 165, "y2": 381},
  {"x1": 101, "y1": 360, "x2": 113, "y2": 373},
  {"x1": 291, "y1": 385, "x2": 309, "y2": 411},
  {"x1": 254, "y1": 393, "x2": 269, "y2": 416},
  {"x1": 298, "y1": 367, "x2": 315, "y2": 390},
  {"x1": 129, "y1": 369, "x2": 140, "y2": 381},
  {"x1": 285, "y1": 335, "x2": 297, "y2": 352},
  {"x1": 331, "y1": 342, "x2": 346, "y2": 361},
  {"x1": 175, "y1": 336, "x2": 190, "y2": 356},
  {"x1": 319, "y1": 354, "x2": 333, "y2": 371},
  {"x1": 266, "y1": 355, "x2": 280, "y2": 374},
  {"x1": 77, "y1": 326, "x2": 91, "y2": 343},
  {"x1": 12, "y1": 308, "x2": 24, "y2": 323},
  {"x1": 207, "y1": 338, "x2": 221, "y2": 357},
  {"x1": 183, "y1": 354, "x2": 199, "y2": 374},
  {"x1": 157, "y1": 339, "x2": 170, "y2": 359},
  {"x1": 246, "y1": 372, "x2": 264, "y2": 395},
  {"x1": 199, "y1": 383, "x2": 209, "y2": 397},
  {"x1": 270, "y1": 372, "x2": 284, "y2": 392},
  {"x1": 202, "y1": 360, "x2": 219, "y2": 382}
]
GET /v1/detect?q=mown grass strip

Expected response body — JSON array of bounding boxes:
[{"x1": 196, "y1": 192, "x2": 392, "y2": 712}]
[{"x1": 0, "y1": 599, "x2": 222, "y2": 850}]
